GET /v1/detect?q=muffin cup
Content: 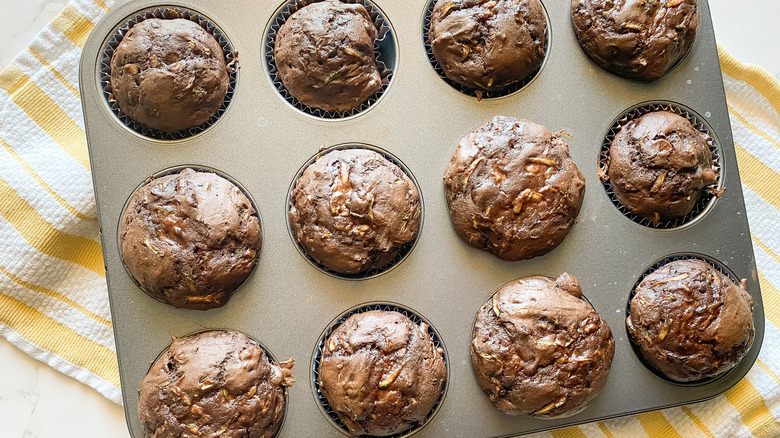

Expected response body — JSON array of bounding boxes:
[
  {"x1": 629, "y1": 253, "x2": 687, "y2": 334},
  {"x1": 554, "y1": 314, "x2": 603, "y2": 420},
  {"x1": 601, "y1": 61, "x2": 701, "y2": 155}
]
[
  {"x1": 599, "y1": 102, "x2": 723, "y2": 229},
  {"x1": 145, "y1": 329, "x2": 289, "y2": 437},
  {"x1": 265, "y1": 0, "x2": 395, "y2": 119},
  {"x1": 117, "y1": 165, "x2": 262, "y2": 308},
  {"x1": 311, "y1": 302, "x2": 449, "y2": 437},
  {"x1": 100, "y1": 7, "x2": 237, "y2": 140},
  {"x1": 625, "y1": 253, "x2": 746, "y2": 386},
  {"x1": 423, "y1": 0, "x2": 550, "y2": 100},
  {"x1": 286, "y1": 143, "x2": 423, "y2": 280}
]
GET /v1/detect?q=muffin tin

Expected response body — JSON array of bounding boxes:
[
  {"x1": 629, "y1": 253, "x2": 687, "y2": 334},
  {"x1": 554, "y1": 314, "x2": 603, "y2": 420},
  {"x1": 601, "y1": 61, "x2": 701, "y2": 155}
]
[{"x1": 80, "y1": 0, "x2": 764, "y2": 436}]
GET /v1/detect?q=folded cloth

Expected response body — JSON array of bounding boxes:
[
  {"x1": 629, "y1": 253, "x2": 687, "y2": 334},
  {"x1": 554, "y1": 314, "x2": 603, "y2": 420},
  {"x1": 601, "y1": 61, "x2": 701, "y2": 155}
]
[
  {"x1": 0, "y1": 0, "x2": 120, "y2": 404},
  {"x1": 0, "y1": 0, "x2": 778, "y2": 435}
]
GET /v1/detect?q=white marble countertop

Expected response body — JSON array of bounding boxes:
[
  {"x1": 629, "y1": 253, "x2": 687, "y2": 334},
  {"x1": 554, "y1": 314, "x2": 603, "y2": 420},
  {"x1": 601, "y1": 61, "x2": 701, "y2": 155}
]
[{"x1": 0, "y1": 1, "x2": 778, "y2": 437}]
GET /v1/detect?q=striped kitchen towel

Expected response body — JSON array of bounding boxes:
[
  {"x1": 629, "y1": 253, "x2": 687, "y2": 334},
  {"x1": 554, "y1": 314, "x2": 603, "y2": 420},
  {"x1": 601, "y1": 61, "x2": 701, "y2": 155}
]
[
  {"x1": 0, "y1": 0, "x2": 120, "y2": 403},
  {"x1": 0, "y1": 0, "x2": 779, "y2": 436}
]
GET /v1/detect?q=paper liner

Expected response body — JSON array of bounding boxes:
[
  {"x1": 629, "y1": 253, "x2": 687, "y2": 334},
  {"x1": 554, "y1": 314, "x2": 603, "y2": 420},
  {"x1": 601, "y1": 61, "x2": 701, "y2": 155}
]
[
  {"x1": 423, "y1": 0, "x2": 550, "y2": 99},
  {"x1": 625, "y1": 254, "x2": 745, "y2": 386},
  {"x1": 100, "y1": 7, "x2": 237, "y2": 140},
  {"x1": 285, "y1": 143, "x2": 423, "y2": 280},
  {"x1": 266, "y1": 0, "x2": 394, "y2": 119},
  {"x1": 311, "y1": 302, "x2": 448, "y2": 437},
  {"x1": 599, "y1": 102, "x2": 722, "y2": 229}
]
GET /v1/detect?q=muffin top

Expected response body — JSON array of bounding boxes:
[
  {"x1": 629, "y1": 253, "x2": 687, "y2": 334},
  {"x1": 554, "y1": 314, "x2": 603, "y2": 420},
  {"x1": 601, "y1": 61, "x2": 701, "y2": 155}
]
[
  {"x1": 444, "y1": 116, "x2": 585, "y2": 261},
  {"x1": 120, "y1": 169, "x2": 261, "y2": 310},
  {"x1": 110, "y1": 18, "x2": 230, "y2": 133},
  {"x1": 318, "y1": 310, "x2": 446, "y2": 436},
  {"x1": 604, "y1": 110, "x2": 719, "y2": 224},
  {"x1": 571, "y1": 0, "x2": 699, "y2": 81},
  {"x1": 138, "y1": 331, "x2": 294, "y2": 438},
  {"x1": 627, "y1": 259, "x2": 754, "y2": 382},
  {"x1": 471, "y1": 273, "x2": 615, "y2": 417},
  {"x1": 274, "y1": 0, "x2": 382, "y2": 113},
  {"x1": 430, "y1": 0, "x2": 547, "y2": 95},
  {"x1": 289, "y1": 148, "x2": 420, "y2": 274}
]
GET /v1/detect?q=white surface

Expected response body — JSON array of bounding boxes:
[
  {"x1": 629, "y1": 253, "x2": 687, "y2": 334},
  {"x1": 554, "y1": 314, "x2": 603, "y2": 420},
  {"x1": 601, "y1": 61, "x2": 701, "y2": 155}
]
[
  {"x1": 0, "y1": 0, "x2": 778, "y2": 437},
  {"x1": 0, "y1": 337, "x2": 129, "y2": 438}
]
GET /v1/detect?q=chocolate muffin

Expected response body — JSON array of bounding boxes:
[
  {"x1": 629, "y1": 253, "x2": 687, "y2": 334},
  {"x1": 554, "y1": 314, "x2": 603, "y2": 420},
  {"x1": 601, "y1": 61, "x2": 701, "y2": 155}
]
[
  {"x1": 471, "y1": 273, "x2": 615, "y2": 417},
  {"x1": 289, "y1": 148, "x2": 420, "y2": 275},
  {"x1": 571, "y1": 0, "x2": 699, "y2": 81},
  {"x1": 110, "y1": 18, "x2": 230, "y2": 133},
  {"x1": 120, "y1": 168, "x2": 261, "y2": 310},
  {"x1": 627, "y1": 259, "x2": 755, "y2": 382},
  {"x1": 444, "y1": 116, "x2": 585, "y2": 261},
  {"x1": 318, "y1": 310, "x2": 446, "y2": 436},
  {"x1": 430, "y1": 0, "x2": 547, "y2": 96},
  {"x1": 604, "y1": 110, "x2": 719, "y2": 224},
  {"x1": 274, "y1": 0, "x2": 382, "y2": 113},
  {"x1": 138, "y1": 331, "x2": 294, "y2": 438}
]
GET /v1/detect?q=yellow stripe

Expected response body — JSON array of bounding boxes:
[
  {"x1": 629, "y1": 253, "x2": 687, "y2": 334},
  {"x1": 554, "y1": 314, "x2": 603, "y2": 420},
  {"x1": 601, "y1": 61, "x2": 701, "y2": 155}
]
[
  {"x1": 0, "y1": 64, "x2": 90, "y2": 170},
  {"x1": 753, "y1": 235, "x2": 780, "y2": 270},
  {"x1": 0, "y1": 138, "x2": 96, "y2": 222},
  {"x1": 26, "y1": 47, "x2": 81, "y2": 99},
  {"x1": 550, "y1": 427, "x2": 587, "y2": 438},
  {"x1": 0, "y1": 290, "x2": 119, "y2": 388},
  {"x1": 680, "y1": 406, "x2": 715, "y2": 438},
  {"x1": 637, "y1": 411, "x2": 683, "y2": 438},
  {"x1": 756, "y1": 360, "x2": 780, "y2": 388},
  {"x1": 597, "y1": 422, "x2": 615, "y2": 438},
  {"x1": 724, "y1": 378, "x2": 780, "y2": 437},
  {"x1": 735, "y1": 142, "x2": 780, "y2": 211},
  {"x1": 0, "y1": 177, "x2": 104, "y2": 277},
  {"x1": 50, "y1": 5, "x2": 97, "y2": 49},
  {"x1": 719, "y1": 46, "x2": 780, "y2": 116},
  {"x1": 92, "y1": 0, "x2": 109, "y2": 12},
  {"x1": 0, "y1": 264, "x2": 111, "y2": 327},
  {"x1": 729, "y1": 105, "x2": 780, "y2": 151},
  {"x1": 758, "y1": 271, "x2": 780, "y2": 329}
]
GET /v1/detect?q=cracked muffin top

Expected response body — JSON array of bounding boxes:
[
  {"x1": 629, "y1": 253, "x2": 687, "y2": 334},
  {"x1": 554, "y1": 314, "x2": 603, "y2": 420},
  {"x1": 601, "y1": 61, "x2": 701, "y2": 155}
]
[
  {"x1": 138, "y1": 331, "x2": 294, "y2": 438},
  {"x1": 430, "y1": 0, "x2": 547, "y2": 96},
  {"x1": 289, "y1": 148, "x2": 420, "y2": 274},
  {"x1": 110, "y1": 18, "x2": 230, "y2": 133},
  {"x1": 571, "y1": 0, "x2": 699, "y2": 81},
  {"x1": 275, "y1": 0, "x2": 383, "y2": 113},
  {"x1": 318, "y1": 310, "x2": 446, "y2": 436},
  {"x1": 471, "y1": 273, "x2": 615, "y2": 417},
  {"x1": 627, "y1": 259, "x2": 754, "y2": 382},
  {"x1": 120, "y1": 168, "x2": 261, "y2": 310}
]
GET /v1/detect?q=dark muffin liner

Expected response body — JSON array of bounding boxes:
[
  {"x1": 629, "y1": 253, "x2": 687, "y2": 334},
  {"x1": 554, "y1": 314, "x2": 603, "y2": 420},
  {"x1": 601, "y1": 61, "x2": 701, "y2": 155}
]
[
  {"x1": 265, "y1": 0, "x2": 395, "y2": 119},
  {"x1": 599, "y1": 102, "x2": 722, "y2": 229},
  {"x1": 311, "y1": 302, "x2": 449, "y2": 437},
  {"x1": 117, "y1": 165, "x2": 262, "y2": 308},
  {"x1": 624, "y1": 253, "x2": 745, "y2": 386},
  {"x1": 286, "y1": 143, "x2": 423, "y2": 280},
  {"x1": 100, "y1": 8, "x2": 237, "y2": 140},
  {"x1": 146, "y1": 329, "x2": 289, "y2": 437},
  {"x1": 423, "y1": 0, "x2": 550, "y2": 100}
]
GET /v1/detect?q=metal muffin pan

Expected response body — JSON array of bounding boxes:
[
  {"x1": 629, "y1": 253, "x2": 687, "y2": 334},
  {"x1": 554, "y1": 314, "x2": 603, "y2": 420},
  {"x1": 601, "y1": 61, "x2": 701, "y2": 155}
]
[{"x1": 80, "y1": 0, "x2": 764, "y2": 436}]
